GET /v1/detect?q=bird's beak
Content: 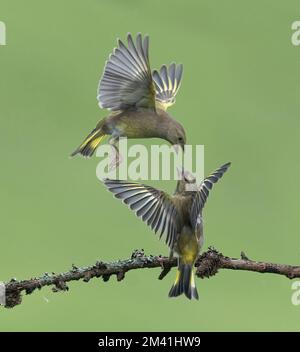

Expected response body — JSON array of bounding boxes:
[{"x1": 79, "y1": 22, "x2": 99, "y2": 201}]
[
  {"x1": 176, "y1": 166, "x2": 184, "y2": 179},
  {"x1": 173, "y1": 143, "x2": 185, "y2": 154}
]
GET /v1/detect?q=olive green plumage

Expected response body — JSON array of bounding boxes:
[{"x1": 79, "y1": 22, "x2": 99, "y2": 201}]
[
  {"x1": 103, "y1": 162, "x2": 231, "y2": 300},
  {"x1": 71, "y1": 33, "x2": 186, "y2": 158},
  {"x1": 71, "y1": 32, "x2": 231, "y2": 301}
]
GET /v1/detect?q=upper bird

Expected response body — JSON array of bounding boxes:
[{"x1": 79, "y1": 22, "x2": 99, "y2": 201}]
[
  {"x1": 103, "y1": 162, "x2": 231, "y2": 300},
  {"x1": 70, "y1": 33, "x2": 186, "y2": 158}
]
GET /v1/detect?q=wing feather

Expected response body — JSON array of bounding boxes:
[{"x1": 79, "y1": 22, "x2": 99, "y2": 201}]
[
  {"x1": 190, "y1": 163, "x2": 231, "y2": 229},
  {"x1": 153, "y1": 63, "x2": 183, "y2": 110},
  {"x1": 103, "y1": 180, "x2": 179, "y2": 248},
  {"x1": 97, "y1": 33, "x2": 155, "y2": 111}
]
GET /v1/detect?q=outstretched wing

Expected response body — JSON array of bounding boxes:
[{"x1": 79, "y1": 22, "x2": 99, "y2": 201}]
[
  {"x1": 103, "y1": 180, "x2": 179, "y2": 248},
  {"x1": 190, "y1": 162, "x2": 231, "y2": 229},
  {"x1": 97, "y1": 33, "x2": 156, "y2": 111},
  {"x1": 152, "y1": 63, "x2": 183, "y2": 111}
]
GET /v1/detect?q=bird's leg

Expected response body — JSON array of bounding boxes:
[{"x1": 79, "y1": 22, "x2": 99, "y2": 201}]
[{"x1": 108, "y1": 138, "x2": 123, "y2": 171}]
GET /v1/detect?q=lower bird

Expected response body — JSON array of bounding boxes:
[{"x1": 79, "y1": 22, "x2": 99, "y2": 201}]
[{"x1": 102, "y1": 162, "x2": 231, "y2": 300}]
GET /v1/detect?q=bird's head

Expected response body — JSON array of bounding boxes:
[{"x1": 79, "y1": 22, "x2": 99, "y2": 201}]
[
  {"x1": 175, "y1": 168, "x2": 197, "y2": 193},
  {"x1": 166, "y1": 120, "x2": 186, "y2": 151}
]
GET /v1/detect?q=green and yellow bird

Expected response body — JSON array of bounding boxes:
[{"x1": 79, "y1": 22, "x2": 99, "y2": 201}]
[
  {"x1": 103, "y1": 162, "x2": 231, "y2": 300},
  {"x1": 71, "y1": 33, "x2": 186, "y2": 159}
]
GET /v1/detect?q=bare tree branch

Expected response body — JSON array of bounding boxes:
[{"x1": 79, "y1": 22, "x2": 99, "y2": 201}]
[{"x1": 3, "y1": 248, "x2": 300, "y2": 308}]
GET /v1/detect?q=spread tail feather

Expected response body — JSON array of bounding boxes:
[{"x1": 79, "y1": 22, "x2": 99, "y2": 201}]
[
  {"x1": 168, "y1": 262, "x2": 199, "y2": 300},
  {"x1": 70, "y1": 128, "x2": 106, "y2": 158}
]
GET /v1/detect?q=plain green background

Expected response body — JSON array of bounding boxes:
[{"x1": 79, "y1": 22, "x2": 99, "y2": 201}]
[{"x1": 1, "y1": 0, "x2": 300, "y2": 331}]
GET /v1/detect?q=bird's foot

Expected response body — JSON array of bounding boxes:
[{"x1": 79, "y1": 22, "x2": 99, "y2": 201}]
[
  {"x1": 108, "y1": 150, "x2": 123, "y2": 172},
  {"x1": 157, "y1": 255, "x2": 175, "y2": 280}
]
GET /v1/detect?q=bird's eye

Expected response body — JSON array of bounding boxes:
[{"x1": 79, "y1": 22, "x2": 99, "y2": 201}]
[{"x1": 178, "y1": 137, "x2": 183, "y2": 142}]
